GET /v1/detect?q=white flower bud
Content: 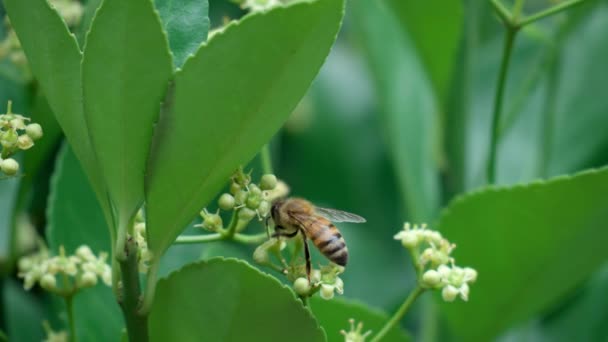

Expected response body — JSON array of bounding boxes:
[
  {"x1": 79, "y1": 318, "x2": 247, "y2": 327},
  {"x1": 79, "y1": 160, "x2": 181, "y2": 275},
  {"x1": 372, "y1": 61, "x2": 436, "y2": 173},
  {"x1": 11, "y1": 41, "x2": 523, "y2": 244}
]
[
  {"x1": 102, "y1": 266, "x2": 112, "y2": 286},
  {"x1": 40, "y1": 274, "x2": 56, "y2": 290},
  {"x1": 293, "y1": 277, "x2": 310, "y2": 295},
  {"x1": 18, "y1": 257, "x2": 33, "y2": 272},
  {"x1": 10, "y1": 117, "x2": 25, "y2": 129},
  {"x1": 80, "y1": 271, "x2": 97, "y2": 287},
  {"x1": 253, "y1": 244, "x2": 270, "y2": 265},
  {"x1": 25, "y1": 123, "x2": 43, "y2": 140},
  {"x1": 17, "y1": 134, "x2": 34, "y2": 150},
  {"x1": 320, "y1": 284, "x2": 335, "y2": 300},
  {"x1": 260, "y1": 174, "x2": 277, "y2": 190},
  {"x1": 218, "y1": 193, "x2": 235, "y2": 211},
  {"x1": 399, "y1": 231, "x2": 419, "y2": 249},
  {"x1": 464, "y1": 267, "x2": 478, "y2": 283},
  {"x1": 334, "y1": 277, "x2": 344, "y2": 294},
  {"x1": 0, "y1": 158, "x2": 19, "y2": 175},
  {"x1": 257, "y1": 200, "x2": 270, "y2": 217},
  {"x1": 459, "y1": 283, "x2": 470, "y2": 301},
  {"x1": 310, "y1": 269, "x2": 322, "y2": 284},
  {"x1": 442, "y1": 285, "x2": 459, "y2": 302},
  {"x1": 76, "y1": 245, "x2": 95, "y2": 262},
  {"x1": 422, "y1": 269, "x2": 441, "y2": 288}
]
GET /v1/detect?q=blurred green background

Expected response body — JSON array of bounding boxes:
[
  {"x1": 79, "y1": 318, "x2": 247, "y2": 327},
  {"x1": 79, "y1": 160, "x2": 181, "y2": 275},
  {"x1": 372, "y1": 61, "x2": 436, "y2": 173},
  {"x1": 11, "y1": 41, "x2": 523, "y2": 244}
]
[{"x1": 2, "y1": 0, "x2": 608, "y2": 341}]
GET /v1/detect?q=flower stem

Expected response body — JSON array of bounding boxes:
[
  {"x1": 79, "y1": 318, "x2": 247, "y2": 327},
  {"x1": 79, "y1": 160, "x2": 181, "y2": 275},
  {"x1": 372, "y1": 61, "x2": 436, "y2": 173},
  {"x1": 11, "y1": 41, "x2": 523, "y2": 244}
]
[
  {"x1": 260, "y1": 144, "x2": 273, "y2": 174},
  {"x1": 519, "y1": 0, "x2": 586, "y2": 27},
  {"x1": 486, "y1": 27, "x2": 517, "y2": 184},
  {"x1": 174, "y1": 233, "x2": 224, "y2": 244},
  {"x1": 370, "y1": 286, "x2": 425, "y2": 342},
  {"x1": 65, "y1": 295, "x2": 77, "y2": 342}
]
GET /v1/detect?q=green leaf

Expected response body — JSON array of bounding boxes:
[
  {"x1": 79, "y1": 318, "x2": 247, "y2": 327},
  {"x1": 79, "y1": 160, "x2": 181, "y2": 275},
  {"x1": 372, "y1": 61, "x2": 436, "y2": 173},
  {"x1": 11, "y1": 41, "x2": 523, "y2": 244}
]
[
  {"x1": 350, "y1": 0, "x2": 441, "y2": 221},
  {"x1": 149, "y1": 258, "x2": 325, "y2": 341},
  {"x1": 2, "y1": 279, "x2": 46, "y2": 341},
  {"x1": 82, "y1": 0, "x2": 173, "y2": 230},
  {"x1": 311, "y1": 297, "x2": 411, "y2": 342},
  {"x1": 438, "y1": 167, "x2": 608, "y2": 341},
  {"x1": 145, "y1": 0, "x2": 345, "y2": 256},
  {"x1": 47, "y1": 143, "x2": 124, "y2": 341},
  {"x1": 385, "y1": 0, "x2": 463, "y2": 103},
  {"x1": 155, "y1": 0, "x2": 210, "y2": 68},
  {"x1": 3, "y1": 0, "x2": 106, "y2": 208}
]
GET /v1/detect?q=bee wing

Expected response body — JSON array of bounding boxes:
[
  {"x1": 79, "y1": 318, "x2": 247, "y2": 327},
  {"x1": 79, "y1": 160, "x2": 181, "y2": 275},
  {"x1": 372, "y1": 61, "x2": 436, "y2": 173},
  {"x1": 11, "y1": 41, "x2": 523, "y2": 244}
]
[{"x1": 315, "y1": 207, "x2": 366, "y2": 223}]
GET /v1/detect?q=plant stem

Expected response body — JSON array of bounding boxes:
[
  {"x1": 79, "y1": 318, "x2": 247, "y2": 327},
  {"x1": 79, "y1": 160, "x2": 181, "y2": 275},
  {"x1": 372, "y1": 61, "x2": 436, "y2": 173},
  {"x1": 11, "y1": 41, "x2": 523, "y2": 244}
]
[
  {"x1": 118, "y1": 237, "x2": 149, "y2": 342},
  {"x1": 233, "y1": 232, "x2": 268, "y2": 244},
  {"x1": 519, "y1": 0, "x2": 586, "y2": 27},
  {"x1": 260, "y1": 144, "x2": 274, "y2": 174},
  {"x1": 512, "y1": 0, "x2": 526, "y2": 20},
  {"x1": 370, "y1": 286, "x2": 425, "y2": 342},
  {"x1": 139, "y1": 259, "x2": 159, "y2": 316},
  {"x1": 486, "y1": 27, "x2": 517, "y2": 184},
  {"x1": 174, "y1": 233, "x2": 224, "y2": 244},
  {"x1": 490, "y1": 0, "x2": 513, "y2": 26},
  {"x1": 65, "y1": 295, "x2": 77, "y2": 342}
]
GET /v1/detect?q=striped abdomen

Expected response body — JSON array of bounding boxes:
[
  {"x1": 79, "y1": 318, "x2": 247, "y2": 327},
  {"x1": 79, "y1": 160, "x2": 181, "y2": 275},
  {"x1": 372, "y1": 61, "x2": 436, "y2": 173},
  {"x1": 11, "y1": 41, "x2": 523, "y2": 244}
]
[{"x1": 302, "y1": 216, "x2": 348, "y2": 266}]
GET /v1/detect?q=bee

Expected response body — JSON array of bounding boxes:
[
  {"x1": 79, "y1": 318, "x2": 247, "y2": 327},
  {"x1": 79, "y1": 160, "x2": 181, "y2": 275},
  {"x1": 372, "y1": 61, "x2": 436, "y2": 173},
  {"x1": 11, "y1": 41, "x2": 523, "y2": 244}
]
[{"x1": 270, "y1": 198, "x2": 366, "y2": 279}]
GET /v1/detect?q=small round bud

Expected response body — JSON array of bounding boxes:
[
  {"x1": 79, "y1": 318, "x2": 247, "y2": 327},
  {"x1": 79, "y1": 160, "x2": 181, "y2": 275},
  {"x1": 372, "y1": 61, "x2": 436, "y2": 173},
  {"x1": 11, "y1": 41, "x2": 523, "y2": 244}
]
[
  {"x1": 249, "y1": 184, "x2": 262, "y2": 196},
  {"x1": 293, "y1": 277, "x2": 310, "y2": 295},
  {"x1": 401, "y1": 231, "x2": 419, "y2": 249},
  {"x1": 18, "y1": 257, "x2": 33, "y2": 271},
  {"x1": 260, "y1": 174, "x2": 277, "y2": 190},
  {"x1": 238, "y1": 208, "x2": 256, "y2": 221},
  {"x1": 246, "y1": 193, "x2": 261, "y2": 209},
  {"x1": 230, "y1": 183, "x2": 241, "y2": 195},
  {"x1": 218, "y1": 193, "x2": 235, "y2": 211},
  {"x1": 80, "y1": 271, "x2": 98, "y2": 287},
  {"x1": 25, "y1": 123, "x2": 43, "y2": 140},
  {"x1": 0, "y1": 158, "x2": 19, "y2": 175},
  {"x1": 234, "y1": 190, "x2": 247, "y2": 205},
  {"x1": 40, "y1": 274, "x2": 57, "y2": 290},
  {"x1": 442, "y1": 285, "x2": 459, "y2": 302},
  {"x1": 258, "y1": 200, "x2": 270, "y2": 217},
  {"x1": 464, "y1": 267, "x2": 478, "y2": 283},
  {"x1": 422, "y1": 269, "x2": 441, "y2": 288},
  {"x1": 320, "y1": 284, "x2": 335, "y2": 300},
  {"x1": 17, "y1": 134, "x2": 34, "y2": 150},
  {"x1": 76, "y1": 245, "x2": 95, "y2": 262}
]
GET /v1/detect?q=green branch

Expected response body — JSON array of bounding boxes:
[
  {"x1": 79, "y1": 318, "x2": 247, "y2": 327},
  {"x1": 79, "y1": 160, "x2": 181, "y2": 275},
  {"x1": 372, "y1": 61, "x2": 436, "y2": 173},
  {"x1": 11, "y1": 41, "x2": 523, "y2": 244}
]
[
  {"x1": 65, "y1": 295, "x2": 76, "y2": 342},
  {"x1": 370, "y1": 286, "x2": 425, "y2": 342},
  {"x1": 118, "y1": 237, "x2": 149, "y2": 342},
  {"x1": 519, "y1": 0, "x2": 586, "y2": 27}
]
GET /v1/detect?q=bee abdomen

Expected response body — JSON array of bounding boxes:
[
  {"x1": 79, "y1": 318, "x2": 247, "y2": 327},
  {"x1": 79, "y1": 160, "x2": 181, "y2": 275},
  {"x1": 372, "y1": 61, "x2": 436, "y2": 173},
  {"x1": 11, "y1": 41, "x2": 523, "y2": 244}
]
[{"x1": 315, "y1": 228, "x2": 348, "y2": 266}]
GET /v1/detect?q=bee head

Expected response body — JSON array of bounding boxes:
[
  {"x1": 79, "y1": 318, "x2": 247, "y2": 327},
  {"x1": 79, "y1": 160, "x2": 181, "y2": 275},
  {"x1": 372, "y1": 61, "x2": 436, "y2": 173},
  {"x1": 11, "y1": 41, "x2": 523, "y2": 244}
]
[{"x1": 271, "y1": 200, "x2": 284, "y2": 221}]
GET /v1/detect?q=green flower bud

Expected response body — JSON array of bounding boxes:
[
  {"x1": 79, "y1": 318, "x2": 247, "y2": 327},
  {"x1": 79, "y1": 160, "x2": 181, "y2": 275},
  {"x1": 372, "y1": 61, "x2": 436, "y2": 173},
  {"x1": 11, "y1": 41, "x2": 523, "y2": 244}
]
[
  {"x1": 260, "y1": 174, "x2": 277, "y2": 190},
  {"x1": 17, "y1": 134, "x2": 34, "y2": 150},
  {"x1": 293, "y1": 277, "x2": 310, "y2": 295},
  {"x1": 238, "y1": 207, "x2": 256, "y2": 221},
  {"x1": 40, "y1": 274, "x2": 57, "y2": 290},
  {"x1": 230, "y1": 183, "x2": 241, "y2": 195},
  {"x1": 249, "y1": 184, "x2": 262, "y2": 196},
  {"x1": 246, "y1": 193, "x2": 261, "y2": 210},
  {"x1": 1, "y1": 130, "x2": 18, "y2": 149},
  {"x1": 0, "y1": 158, "x2": 19, "y2": 175},
  {"x1": 234, "y1": 190, "x2": 247, "y2": 205},
  {"x1": 218, "y1": 193, "x2": 236, "y2": 211},
  {"x1": 202, "y1": 213, "x2": 223, "y2": 232}
]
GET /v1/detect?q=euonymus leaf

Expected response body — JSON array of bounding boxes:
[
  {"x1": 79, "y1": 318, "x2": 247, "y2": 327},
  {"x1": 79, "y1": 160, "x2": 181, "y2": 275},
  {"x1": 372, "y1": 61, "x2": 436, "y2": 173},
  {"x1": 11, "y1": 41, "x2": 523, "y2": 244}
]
[
  {"x1": 82, "y1": 0, "x2": 173, "y2": 231},
  {"x1": 311, "y1": 297, "x2": 411, "y2": 342},
  {"x1": 47, "y1": 144, "x2": 123, "y2": 341},
  {"x1": 3, "y1": 0, "x2": 106, "y2": 209},
  {"x1": 145, "y1": 0, "x2": 345, "y2": 256},
  {"x1": 2, "y1": 280, "x2": 46, "y2": 341},
  {"x1": 351, "y1": 0, "x2": 441, "y2": 221},
  {"x1": 155, "y1": 0, "x2": 210, "y2": 68},
  {"x1": 438, "y1": 167, "x2": 608, "y2": 341},
  {"x1": 149, "y1": 258, "x2": 324, "y2": 341},
  {"x1": 385, "y1": 0, "x2": 463, "y2": 103}
]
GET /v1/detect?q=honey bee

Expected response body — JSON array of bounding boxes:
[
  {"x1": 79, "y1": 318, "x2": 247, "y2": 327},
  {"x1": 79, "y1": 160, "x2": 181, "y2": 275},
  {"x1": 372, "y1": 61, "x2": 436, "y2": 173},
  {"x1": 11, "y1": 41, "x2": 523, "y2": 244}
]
[{"x1": 270, "y1": 198, "x2": 366, "y2": 279}]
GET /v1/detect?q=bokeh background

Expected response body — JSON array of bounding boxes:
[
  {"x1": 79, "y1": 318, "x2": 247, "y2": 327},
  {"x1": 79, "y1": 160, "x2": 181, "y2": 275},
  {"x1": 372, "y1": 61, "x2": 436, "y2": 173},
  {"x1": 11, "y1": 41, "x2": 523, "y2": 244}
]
[{"x1": 1, "y1": 0, "x2": 608, "y2": 341}]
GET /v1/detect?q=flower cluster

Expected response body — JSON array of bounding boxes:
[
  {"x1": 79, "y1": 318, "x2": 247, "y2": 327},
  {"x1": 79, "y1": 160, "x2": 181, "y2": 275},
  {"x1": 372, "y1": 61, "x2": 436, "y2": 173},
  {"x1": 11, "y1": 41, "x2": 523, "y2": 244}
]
[
  {"x1": 133, "y1": 209, "x2": 153, "y2": 273},
  {"x1": 340, "y1": 319, "x2": 372, "y2": 342},
  {"x1": 0, "y1": 101, "x2": 43, "y2": 176},
  {"x1": 394, "y1": 223, "x2": 477, "y2": 302},
  {"x1": 197, "y1": 167, "x2": 287, "y2": 234},
  {"x1": 18, "y1": 245, "x2": 111, "y2": 295},
  {"x1": 0, "y1": 0, "x2": 83, "y2": 74},
  {"x1": 254, "y1": 238, "x2": 345, "y2": 300}
]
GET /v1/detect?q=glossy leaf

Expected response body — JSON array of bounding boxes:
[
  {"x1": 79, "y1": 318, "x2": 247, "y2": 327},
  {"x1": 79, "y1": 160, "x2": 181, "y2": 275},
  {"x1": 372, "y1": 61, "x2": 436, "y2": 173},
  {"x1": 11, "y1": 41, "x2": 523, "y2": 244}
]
[
  {"x1": 155, "y1": 0, "x2": 210, "y2": 68},
  {"x1": 3, "y1": 0, "x2": 106, "y2": 206},
  {"x1": 47, "y1": 143, "x2": 124, "y2": 341},
  {"x1": 438, "y1": 167, "x2": 608, "y2": 341},
  {"x1": 351, "y1": 0, "x2": 441, "y2": 221},
  {"x1": 145, "y1": 0, "x2": 345, "y2": 256},
  {"x1": 82, "y1": 0, "x2": 173, "y2": 230},
  {"x1": 311, "y1": 297, "x2": 411, "y2": 342},
  {"x1": 2, "y1": 280, "x2": 46, "y2": 341},
  {"x1": 149, "y1": 258, "x2": 324, "y2": 341},
  {"x1": 385, "y1": 0, "x2": 463, "y2": 102}
]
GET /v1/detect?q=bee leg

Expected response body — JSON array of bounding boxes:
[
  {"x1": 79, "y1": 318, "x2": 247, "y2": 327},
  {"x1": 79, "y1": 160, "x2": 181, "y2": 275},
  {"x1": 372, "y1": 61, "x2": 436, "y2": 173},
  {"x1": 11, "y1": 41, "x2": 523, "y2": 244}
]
[{"x1": 301, "y1": 231, "x2": 311, "y2": 281}]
